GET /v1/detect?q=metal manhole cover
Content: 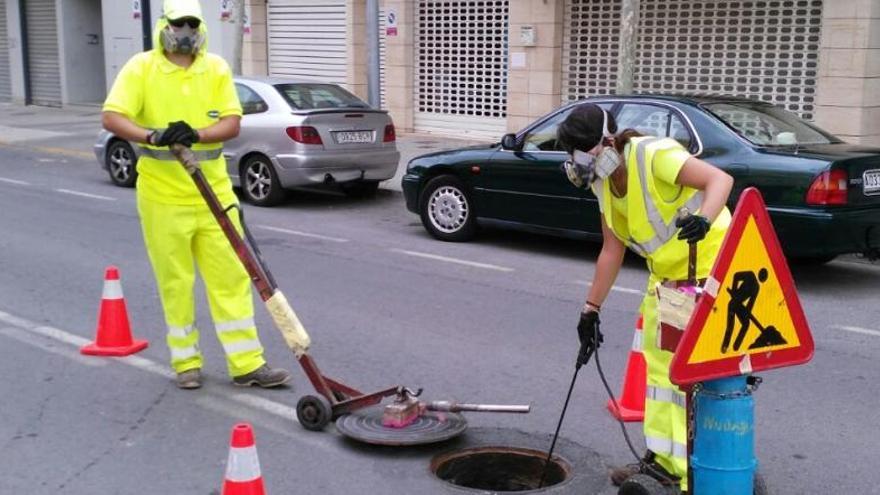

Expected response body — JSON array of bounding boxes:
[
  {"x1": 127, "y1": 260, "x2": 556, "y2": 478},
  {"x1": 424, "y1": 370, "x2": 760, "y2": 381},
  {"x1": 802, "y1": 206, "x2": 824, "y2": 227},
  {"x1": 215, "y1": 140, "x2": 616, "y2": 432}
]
[{"x1": 335, "y1": 405, "x2": 467, "y2": 446}]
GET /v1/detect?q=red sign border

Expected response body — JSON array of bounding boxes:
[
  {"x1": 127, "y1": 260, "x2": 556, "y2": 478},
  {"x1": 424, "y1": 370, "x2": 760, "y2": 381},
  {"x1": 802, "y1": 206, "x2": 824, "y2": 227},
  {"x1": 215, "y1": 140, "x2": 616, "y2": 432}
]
[{"x1": 669, "y1": 187, "x2": 814, "y2": 385}]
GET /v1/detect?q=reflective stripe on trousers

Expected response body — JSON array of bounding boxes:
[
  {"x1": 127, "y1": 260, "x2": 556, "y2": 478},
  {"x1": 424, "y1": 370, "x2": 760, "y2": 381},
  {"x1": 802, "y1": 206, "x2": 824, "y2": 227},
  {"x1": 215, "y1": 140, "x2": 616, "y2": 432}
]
[
  {"x1": 138, "y1": 194, "x2": 266, "y2": 377},
  {"x1": 642, "y1": 283, "x2": 689, "y2": 490}
]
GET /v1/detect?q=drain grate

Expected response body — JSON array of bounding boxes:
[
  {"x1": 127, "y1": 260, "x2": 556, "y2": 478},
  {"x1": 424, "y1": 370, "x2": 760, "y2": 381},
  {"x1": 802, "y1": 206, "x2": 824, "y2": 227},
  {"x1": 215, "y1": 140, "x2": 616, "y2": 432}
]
[{"x1": 431, "y1": 446, "x2": 571, "y2": 492}]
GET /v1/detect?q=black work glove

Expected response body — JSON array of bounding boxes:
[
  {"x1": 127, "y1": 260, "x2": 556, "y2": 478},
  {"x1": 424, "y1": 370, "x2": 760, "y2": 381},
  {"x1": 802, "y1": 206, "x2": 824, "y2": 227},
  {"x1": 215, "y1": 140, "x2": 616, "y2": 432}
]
[
  {"x1": 675, "y1": 214, "x2": 711, "y2": 244},
  {"x1": 150, "y1": 121, "x2": 200, "y2": 147},
  {"x1": 576, "y1": 310, "x2": 603, "y2": 367}
]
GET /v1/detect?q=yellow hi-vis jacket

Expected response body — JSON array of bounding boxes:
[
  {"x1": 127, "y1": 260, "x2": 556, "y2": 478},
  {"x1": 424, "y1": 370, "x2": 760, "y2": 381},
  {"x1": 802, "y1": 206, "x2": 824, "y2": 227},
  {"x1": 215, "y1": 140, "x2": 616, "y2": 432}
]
[
  {"x1": 102, "y1": 16, "x2": 242, "y2": 206},
  {"x1": 591, "y1": 136, "x2": 731, "y2": 281}
]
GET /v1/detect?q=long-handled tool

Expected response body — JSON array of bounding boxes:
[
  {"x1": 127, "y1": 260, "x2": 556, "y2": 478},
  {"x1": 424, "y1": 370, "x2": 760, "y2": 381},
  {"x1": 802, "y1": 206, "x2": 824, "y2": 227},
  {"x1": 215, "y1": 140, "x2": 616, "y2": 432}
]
[
  {"x1": 382, "y1": 386, "x2": 530, "y2": 428},
  {"x1": 539, "y1": 329, "x2": 598, "y2": 487},
  {"x1": 171, "y1": 145, "x2": 402, "y2": 431}
]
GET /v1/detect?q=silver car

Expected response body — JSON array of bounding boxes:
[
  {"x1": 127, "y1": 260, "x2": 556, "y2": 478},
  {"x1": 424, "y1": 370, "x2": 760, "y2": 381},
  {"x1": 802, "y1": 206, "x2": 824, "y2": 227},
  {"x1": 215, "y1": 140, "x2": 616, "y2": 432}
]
[{"x1": 94, "y1": 76, "x2": 400, "y2": 206}]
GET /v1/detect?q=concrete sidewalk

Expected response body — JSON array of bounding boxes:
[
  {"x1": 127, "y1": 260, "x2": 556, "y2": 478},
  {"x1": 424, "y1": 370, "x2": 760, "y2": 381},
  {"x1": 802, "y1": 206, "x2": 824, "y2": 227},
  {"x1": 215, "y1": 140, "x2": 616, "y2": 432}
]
[{"x1": 0, "y1": 102, "x2": 493, "y2": 192}]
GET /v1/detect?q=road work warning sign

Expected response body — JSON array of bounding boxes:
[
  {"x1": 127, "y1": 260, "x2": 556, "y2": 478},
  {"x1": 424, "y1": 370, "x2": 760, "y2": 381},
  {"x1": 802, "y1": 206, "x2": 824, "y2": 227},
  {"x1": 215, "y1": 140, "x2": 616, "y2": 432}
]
[{"x1": 670, "y1": 187, "x2": 814, "y2": 385}]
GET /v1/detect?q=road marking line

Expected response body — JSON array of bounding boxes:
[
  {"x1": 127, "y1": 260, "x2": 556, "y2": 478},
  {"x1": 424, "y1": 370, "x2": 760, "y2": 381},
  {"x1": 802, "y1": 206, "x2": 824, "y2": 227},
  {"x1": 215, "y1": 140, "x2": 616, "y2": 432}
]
[
  {"x1": 56, "y1": 189, "x2": 116, "y2": 201},
  {"x1": 256, "y1": 225, "x2": 349, "y2": 243},
  {"x1": 0, "y1": 177, "x2": 31, "y2": 185},
  {"x1": 834, "y1": 325, "x2": 880, "y2": 338},
  {"x1": 0, "y1": 309, "x2": 307, "y2": 427},
  {"x1": 572, "y1": 280, "x2": 644, "y2": 296},
  {"x1": 0, "y1": 327, "x2": 106, "y2": 367},
  {"x1": 391, "y1": 248, "x2": 514, "y2": 272}
]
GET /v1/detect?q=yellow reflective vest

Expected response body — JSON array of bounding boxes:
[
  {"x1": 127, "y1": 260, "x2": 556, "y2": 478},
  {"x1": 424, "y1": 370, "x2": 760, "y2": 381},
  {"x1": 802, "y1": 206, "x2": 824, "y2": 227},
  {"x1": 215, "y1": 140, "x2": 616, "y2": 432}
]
[{"x1": 592, "y1": 136, "x2": 731, "y2": 280}]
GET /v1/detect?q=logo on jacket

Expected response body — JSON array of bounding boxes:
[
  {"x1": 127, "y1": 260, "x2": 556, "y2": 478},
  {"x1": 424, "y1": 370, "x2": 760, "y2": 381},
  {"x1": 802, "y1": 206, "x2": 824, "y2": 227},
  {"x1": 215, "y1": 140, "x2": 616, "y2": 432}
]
[{"x1": 207, "y1": 110, "x2": 220, "y2": 119}]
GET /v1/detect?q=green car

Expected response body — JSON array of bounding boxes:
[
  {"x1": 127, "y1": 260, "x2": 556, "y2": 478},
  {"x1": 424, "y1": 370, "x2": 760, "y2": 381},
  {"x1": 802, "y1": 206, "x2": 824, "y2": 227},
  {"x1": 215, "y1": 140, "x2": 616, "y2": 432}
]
[{"x1": 402, "y1": 95, "x2": 880, "y2": 263}]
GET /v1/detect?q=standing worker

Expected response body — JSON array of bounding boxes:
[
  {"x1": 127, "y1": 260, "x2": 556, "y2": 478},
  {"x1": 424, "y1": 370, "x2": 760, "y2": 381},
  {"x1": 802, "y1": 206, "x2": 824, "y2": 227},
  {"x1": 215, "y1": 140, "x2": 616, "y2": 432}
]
[
  {"x1": 557, "y1": 104, "x2": 733, "y2": 492},
  {"x1": 101, "y1": 0, "x2": 290, "y2": 390}
]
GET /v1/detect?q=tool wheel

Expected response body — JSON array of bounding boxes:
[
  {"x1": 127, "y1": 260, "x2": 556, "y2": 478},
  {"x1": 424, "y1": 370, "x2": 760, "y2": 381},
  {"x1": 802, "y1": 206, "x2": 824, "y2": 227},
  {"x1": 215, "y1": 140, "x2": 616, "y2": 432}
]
[
  {"x1": 296, "y1": 395, "x2": 333, "y2": 431},
  {"x1": 618, "y1": 474, "x2": 667, "y2": 495}
]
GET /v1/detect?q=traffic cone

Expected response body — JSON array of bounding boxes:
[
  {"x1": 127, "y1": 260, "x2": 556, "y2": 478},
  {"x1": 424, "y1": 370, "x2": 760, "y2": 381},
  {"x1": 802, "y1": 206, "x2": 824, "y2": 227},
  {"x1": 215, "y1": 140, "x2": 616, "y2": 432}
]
[
  {"x1": 606, "y1": 314, "x2": 646, "y2": 422},
  {"x1": 80, "y1": 266, "x2": 148, "y2": 356},
  {"x1": 222, "y1": 423, "x2": 266, "y2": 495}
]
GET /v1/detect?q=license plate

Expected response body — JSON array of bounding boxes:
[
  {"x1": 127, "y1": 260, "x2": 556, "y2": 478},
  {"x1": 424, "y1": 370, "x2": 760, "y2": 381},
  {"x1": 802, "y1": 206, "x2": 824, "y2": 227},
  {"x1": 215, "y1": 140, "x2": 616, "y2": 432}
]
[
  {"x1": 335, "y1": 131, "x2": 373, "y2": 144},
  {"x1": 865, "y1": 169, "x2": 880, "y2": 195}
]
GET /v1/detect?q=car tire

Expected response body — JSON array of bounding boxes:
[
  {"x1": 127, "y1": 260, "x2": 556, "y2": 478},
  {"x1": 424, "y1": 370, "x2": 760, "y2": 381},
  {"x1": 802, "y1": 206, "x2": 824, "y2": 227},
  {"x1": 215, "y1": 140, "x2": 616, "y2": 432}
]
[
  {"x1": 106, "y1": 140, "x2": 138, "y2": 188},
  {"x1": 240, "y1": 154, "x2": 285, "y2": 207},
  {"x1": 341, "y1": 180, "x2": 380, "y2": 198},
  {"x1": 419, "y1": 175, "x2": 477, "y2": 242}
]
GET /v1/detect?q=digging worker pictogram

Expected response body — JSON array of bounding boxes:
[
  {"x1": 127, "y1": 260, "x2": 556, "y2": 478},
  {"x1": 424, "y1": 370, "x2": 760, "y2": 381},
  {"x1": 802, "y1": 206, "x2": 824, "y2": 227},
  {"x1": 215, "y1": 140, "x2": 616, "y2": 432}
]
[
  {"x1": 557, "y1": 103, "x2": 734, "y2": 492},
  {"x1": 723, "y1": 268, "x2": 787, "y2": 353},
  {"x1": 100, "y1": 0, "x2": 290, "y2": 390}
]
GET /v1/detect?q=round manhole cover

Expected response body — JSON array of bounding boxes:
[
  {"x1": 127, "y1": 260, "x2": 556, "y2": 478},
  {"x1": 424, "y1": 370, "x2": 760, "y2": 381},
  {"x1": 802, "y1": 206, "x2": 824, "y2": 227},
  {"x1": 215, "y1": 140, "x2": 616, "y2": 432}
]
[{"x1": 431, "y1": 446, "x2": 571, "y2": 492}]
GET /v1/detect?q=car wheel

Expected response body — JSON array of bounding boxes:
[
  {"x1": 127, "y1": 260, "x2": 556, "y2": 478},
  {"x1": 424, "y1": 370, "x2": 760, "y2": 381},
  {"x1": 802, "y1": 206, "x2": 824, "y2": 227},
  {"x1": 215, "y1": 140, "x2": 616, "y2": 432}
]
[
  {"x1": 341, "y1": 180, "x2": 380, "y2": 198},
  {"x1": 419, "y1": 175, "x2": 477, "y2": 242},
  {"x1": 106, "y1": 140, "x2": 137, "y2": 187},
  {"x1": 240, "y1": 154, "x2": 285, "y2": 207}
]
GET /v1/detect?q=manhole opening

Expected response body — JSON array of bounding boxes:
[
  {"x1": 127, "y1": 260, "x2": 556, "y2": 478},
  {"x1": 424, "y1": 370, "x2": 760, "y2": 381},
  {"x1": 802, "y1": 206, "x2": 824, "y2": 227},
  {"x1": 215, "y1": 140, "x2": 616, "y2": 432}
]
[{"x1": 431, "y1": 446, "x2": 571, "y2": 492}]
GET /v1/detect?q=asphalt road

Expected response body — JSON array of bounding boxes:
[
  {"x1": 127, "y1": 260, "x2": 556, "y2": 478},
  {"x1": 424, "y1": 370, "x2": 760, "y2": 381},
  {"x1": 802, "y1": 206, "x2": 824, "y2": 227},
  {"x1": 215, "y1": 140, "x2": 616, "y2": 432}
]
[{"x1": 1, "y1": 143, "x2": 878, "y2": 495}]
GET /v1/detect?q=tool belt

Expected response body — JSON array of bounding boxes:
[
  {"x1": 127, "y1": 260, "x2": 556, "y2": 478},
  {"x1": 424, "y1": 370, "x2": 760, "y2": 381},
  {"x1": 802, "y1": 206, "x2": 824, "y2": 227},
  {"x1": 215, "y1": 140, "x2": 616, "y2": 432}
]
[{"x1": 655, "y1": 278, "x2": 706, "y2": 353}]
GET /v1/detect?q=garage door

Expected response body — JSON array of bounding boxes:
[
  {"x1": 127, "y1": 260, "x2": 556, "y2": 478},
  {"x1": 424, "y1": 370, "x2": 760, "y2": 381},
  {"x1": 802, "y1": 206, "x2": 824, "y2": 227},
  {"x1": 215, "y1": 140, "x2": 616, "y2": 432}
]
[
  {"x1": 0, "y1": 0, "x2": 11, "y2": 101},
  {"x1": 414, "y1": 0, "x2": 509, "y2": 139},
  {"x1": 563, "y1": 0, "x2": 823, "y2": 120},
  {"x1": 267, "y1": 0, "x2": 347, "y2": 85},
  {"x1": 24, "y1": 0, "x2": 61, "y2": 107}
]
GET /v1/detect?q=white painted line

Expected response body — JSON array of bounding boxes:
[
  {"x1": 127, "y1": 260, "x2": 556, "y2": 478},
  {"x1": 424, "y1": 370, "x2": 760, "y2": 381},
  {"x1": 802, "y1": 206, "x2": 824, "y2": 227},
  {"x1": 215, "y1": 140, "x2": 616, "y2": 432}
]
[
  {"x1": 0, "y1": 177, "x2": 30, "y2": 186},
  {"x1": 0, "y1": 327, "x2": 106, "y2": 367},
  {"x1": 391, "y1": 248, "x2": 515, "y2": 272},
  {"x1": 56, "y1": 189, "x2": 116, "y2": 201},
  {"x1": 0, "y1": 309, "x2": 307, "y2": 427},
  {"x1": 256, "y1": 225, "x2": 349, "y2": 243},
  {"x1": 834, "y1": 325, "x2": 880, "y2": 338},
  {"x1": 572, "y1": 280, "x2": 644, "y2": 296}
]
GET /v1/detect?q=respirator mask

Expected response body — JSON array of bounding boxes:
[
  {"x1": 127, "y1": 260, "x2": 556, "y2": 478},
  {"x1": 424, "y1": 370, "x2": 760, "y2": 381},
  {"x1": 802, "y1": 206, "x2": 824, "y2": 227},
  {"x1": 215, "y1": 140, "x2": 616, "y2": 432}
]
[
  {"x1": 161, "y1": 17, "x2": 204, "y2": 55},
  {"x1": 562, "y1": 109, "x2": 620, "y2": 189}
]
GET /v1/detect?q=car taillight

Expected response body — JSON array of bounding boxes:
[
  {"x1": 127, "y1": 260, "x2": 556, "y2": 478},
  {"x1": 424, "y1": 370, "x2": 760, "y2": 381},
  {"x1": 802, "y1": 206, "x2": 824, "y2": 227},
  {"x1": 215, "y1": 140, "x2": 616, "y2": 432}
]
[
  {"x1": 806, "y1": 169, "x2": 848, "y2": 205},
  {"x1": 286, "y1": 126, "x2": 323, "y2": 145},
  {"x1": 383, "y1": 124, "x2": 396, "y2": 143}
]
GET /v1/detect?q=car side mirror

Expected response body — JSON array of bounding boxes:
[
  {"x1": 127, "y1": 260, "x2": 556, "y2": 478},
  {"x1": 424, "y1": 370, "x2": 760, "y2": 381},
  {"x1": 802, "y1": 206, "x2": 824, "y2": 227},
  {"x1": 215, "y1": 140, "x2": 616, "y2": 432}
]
[{"x1": 500, "y1": 133, "x2": 520, "y2": 151}]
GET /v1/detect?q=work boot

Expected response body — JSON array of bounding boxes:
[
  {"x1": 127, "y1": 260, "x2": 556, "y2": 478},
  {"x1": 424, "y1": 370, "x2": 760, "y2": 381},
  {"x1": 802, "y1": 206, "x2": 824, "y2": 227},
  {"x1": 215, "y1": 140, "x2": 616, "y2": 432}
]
[
  {"x1": 610, "y1": 451, "x2": 680, "y2": 487},
  {"x1": 176, "y1": 369, "x2": 202, "y2": 389},
  {"x1": 233, "y1": 364, "x2": 291, "y2": 388}
]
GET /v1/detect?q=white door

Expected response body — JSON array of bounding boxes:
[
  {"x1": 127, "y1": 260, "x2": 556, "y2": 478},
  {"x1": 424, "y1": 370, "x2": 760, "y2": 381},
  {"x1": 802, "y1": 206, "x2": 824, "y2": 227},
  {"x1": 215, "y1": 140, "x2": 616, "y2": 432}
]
[
  {"x1": 267, "y1": 0, "x2": 347, "y2": 85},
  {"x1": 414, "y1": 0, "x2": 510, "y2": 139},
  {"x1": 0, "y1": 0, "x2": 11, "y2": 101},
  {"x1": 562, "y1": 0, "x2": 823, "y2": 120},
  {"x1": 24, "y1": 0, "x2": 62, "y2": 107}
]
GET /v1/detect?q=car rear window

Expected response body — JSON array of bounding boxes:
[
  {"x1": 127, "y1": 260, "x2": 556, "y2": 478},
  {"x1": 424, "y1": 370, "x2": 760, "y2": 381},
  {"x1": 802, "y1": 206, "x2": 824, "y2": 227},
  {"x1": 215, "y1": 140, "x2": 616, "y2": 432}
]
[
  {"x1": 274, "y1": 83, "x2": 370, "y2": 110},
  {"x1": 704, "y1": 102, "x2": 839, "y2": 146}
]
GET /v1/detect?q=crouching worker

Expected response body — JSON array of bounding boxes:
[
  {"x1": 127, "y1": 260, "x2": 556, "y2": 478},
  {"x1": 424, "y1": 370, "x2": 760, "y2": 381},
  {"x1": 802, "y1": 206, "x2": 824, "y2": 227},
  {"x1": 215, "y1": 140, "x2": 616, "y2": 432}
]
[
  {"x1": 557, "y1": 104, "x2": 733, "y2": 493},
  {"x1": 101, "y1": 0, "x2": 290, "y2": 390}
]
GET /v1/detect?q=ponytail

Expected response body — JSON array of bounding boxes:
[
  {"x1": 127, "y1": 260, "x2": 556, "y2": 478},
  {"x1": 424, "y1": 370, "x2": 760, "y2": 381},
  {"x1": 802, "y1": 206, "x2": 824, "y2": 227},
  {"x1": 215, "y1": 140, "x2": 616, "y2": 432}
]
[{"x1": 612, "y1": 128, "x2": 644, "y2": 155}]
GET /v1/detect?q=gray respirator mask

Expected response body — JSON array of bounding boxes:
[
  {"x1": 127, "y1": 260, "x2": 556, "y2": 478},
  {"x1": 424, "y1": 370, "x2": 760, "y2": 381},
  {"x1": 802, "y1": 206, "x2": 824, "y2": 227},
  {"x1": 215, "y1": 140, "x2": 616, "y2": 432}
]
[
  {"x1": 562, "y1": 110, "x2": 621, "y2": 189},
  {"x1": 161, "y1": 24, "x2": 204, "y2": 55}
]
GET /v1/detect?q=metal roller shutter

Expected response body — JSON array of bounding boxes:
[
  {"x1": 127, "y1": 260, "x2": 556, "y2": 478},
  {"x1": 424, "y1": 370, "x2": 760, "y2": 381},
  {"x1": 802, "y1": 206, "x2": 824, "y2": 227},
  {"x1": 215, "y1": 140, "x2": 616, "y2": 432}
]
[
  {"x1": 564, "y1": 0, "x2": 823, "y2": 120},
  {"x1": 0, "y1": 0, "x2": 11, "y2": 102},
  {"x1": 267, "y1": 0, "x2": 347, "y2": 85},
  {"x1": 414, "y1": 0, "x2": 509, "y2": 139},
  {"x1": 25, "y1": 0, "x2": 61, "y2": 107}
]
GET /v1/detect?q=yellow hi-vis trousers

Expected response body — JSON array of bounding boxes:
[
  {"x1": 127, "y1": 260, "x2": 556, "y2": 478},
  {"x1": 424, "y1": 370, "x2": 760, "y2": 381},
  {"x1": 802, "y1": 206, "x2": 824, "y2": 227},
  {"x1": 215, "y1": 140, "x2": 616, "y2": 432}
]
[
  {"x1": 642, "y1": 275, "x2": 689, "y2": 491},
  {"x1": 137, "y1": 195, "x2": 266, "y2": 378}
]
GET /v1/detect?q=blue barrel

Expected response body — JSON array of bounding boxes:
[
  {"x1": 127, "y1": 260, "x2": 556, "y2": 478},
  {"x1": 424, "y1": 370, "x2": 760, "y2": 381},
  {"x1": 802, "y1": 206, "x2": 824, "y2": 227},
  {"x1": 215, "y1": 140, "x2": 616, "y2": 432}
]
[{"x1": 691, "y1": 376, "x2": 757, "y2": 495}]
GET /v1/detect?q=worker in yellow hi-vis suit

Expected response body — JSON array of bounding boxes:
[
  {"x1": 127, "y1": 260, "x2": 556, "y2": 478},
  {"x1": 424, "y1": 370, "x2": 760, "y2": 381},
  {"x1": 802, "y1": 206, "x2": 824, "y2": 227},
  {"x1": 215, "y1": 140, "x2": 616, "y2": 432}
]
[
  {"x1": 101, "y1": 0, "x2": 290, "y2": 390},
  {"x1": 557, "y1": 103, "x2": 734, "y2": 493}
]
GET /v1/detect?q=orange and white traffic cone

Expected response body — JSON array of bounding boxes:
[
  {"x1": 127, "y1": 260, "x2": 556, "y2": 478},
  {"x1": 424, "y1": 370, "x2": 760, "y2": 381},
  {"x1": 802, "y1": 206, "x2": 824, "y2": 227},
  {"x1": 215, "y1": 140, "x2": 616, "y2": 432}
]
[
  {"x1": 222, "y1": 423, "x2": 266, "y2": 495},
  {"x1": 606, "y1": 314, "x2": 646, "y2": 422},
  {"x1": 80, "y1": 266, "x2": 148, "y2": 356}
]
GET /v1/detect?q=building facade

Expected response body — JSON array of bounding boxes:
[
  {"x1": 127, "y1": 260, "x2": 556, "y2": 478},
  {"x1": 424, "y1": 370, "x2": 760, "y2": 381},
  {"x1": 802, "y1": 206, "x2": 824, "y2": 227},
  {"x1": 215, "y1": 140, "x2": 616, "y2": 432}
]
[{"x1": 1, "y1": 0, "x2": 878, "y2": 145}]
